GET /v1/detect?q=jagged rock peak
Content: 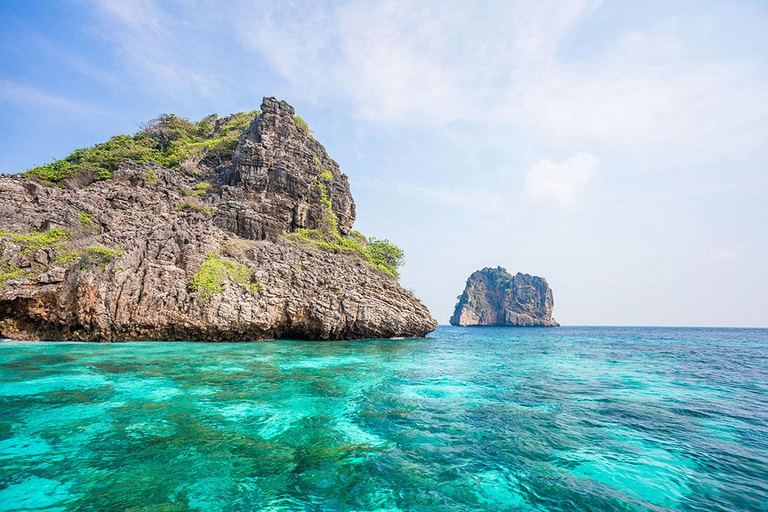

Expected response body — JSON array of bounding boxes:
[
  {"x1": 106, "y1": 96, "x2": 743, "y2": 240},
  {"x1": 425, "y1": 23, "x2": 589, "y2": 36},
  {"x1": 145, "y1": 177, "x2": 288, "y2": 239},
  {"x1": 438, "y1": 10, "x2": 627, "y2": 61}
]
[
  {"x1": 220, "y1": 97, "x2": 356, "y2": 241},
  {"x1": 262, "y1": 96, "x2": 296, "y2": 116},
  {"x1": 450, "y1": 266, "x2": 558, "y2": 327}
]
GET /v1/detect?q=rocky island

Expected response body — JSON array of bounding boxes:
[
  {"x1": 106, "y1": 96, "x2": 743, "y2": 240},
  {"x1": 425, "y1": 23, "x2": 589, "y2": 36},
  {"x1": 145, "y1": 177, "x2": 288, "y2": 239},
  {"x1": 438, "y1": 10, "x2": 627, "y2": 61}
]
[
  {"x1": 450, "y1": 267, "x2": 558, "y2": 327},
  {"x1": 0, "y1": 97, "x2": 436, "y2": 341}
]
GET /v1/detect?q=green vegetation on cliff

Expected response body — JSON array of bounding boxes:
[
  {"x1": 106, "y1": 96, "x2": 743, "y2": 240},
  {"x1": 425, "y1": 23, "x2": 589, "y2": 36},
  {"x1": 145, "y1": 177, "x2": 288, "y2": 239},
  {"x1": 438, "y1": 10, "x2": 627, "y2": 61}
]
[
  {"x1": 284, "y1": 173, "x2": 404, "y2": 278},
  {"x1": 313, "y1": 174, "x2": 338, "y2": 234},
  {"x1": 26, "y1": 111, "x2": 259, "y2": 184},
  {"x1": 78, "y1": 211, "x2": 93, "y2": 228},
  {"x1": 285, "y1": 229, "x2": 404, "y2": 279},
  {"x1": 366, "y1": 238, "x2": 405, "y2": 276},
  {"x1": 176, "y1": 201, "x2": 214, "y2": 219},
  {"x1": 53, "y1": 250, "x2": 81, "y2": 264},
  {"x1": 0, "y1": 263, "x2": 28, "y2": 287},
  {"x1": 0, "y1": 228, "x2": 71, "y2": 254},
  {"x1": 189, "y1": 253, "x2": 262, "y2": 299},
  {"x1": 82, "y1": 246, "x2": 124, "y2": 269},
  {"x1": 144, "y1": 169, "x2": 159, "y2": 186},
  {"x1": 293, "y1": 115, "x2": 310, "y2": 135}
]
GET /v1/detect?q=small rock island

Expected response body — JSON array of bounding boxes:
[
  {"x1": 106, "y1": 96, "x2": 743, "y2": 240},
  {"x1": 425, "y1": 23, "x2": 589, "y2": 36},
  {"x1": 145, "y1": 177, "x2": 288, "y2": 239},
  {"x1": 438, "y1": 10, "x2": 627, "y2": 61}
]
[
  {"x1": 0, "y1": 97, "x2": 436, "y2": 341},
  {"x1": 450, "y1": 267, "x2": 559, "y2": 327}
]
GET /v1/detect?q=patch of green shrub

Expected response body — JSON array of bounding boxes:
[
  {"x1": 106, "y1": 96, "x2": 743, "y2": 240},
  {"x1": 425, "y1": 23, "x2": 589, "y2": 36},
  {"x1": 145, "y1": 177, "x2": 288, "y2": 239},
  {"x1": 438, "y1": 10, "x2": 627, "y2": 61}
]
[
  {"x1": 293, "y1": 115, "x2": 309, "y2": 134},
  {"x1": 319, "y1": 170, "x2": 333, "y2": 181},
  {"x1": 0, "y1": 262, "x2": 28, "y2": 287},
  {"x1": 24, "y1": 110, "x2": 260, "y2": 183},
  {"x1": 141, "y1": 114, "x2": 198, "y2": 152},
  {"x1": 83, "y1": 246, "x2": 124, "y2": 269},
  {"x1": 145, "y1": 169, "x2": 159, "y2": 186},
  {"x1": 312, "y1": 178, "x2": 338, "y2": 235},
  {"x1": 193, "y1": 182, "x2": 211, "y2": 196},
  {"x1": 176, "y1": 202, "x2": 214, "y2": 219},
  {"x1": 0, "y1": 228, "x2": 71, "y2": 255},
  {"x1": 26, "y1": 160, "x2": 77, "y2": 183},
  {"x1": 78, "y1": 211, "x2": 93, "y2": 228},
  {"x1": 189, "y1": 253, "x2": 261, "y2": 300},
  {"x1": 283, "y1": 229, "x2": 403, "y2": 279},
  {"x1": 29, "y1": 136, "x2": 164, "y2": 183},
  {"x1": 365, "y1": 238, "x2": 405, "y2": 277},
  {"x1": 54, "y1": 250, "x2": 80, "y2": 264}
]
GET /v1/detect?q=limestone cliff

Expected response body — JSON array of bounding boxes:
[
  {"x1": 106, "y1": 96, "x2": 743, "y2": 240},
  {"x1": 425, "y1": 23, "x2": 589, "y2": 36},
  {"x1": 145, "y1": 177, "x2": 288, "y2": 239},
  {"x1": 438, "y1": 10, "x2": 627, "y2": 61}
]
[
  {"x1": 450, "y1": 267, "x2": 558, "y2": 327},
  {"x1": 0, "y1": 98, "x2": 436, "y2": 341}
]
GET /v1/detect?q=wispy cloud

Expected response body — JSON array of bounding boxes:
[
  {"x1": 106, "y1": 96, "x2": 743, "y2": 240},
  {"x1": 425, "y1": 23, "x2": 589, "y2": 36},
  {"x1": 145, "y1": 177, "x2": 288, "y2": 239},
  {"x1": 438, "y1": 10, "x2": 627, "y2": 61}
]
[
  {"x1": 82, "y1": 0, "x2": 768, "y2": 165},
  {"x1": 0, "y1": 80, "x2": 103, "y2": 114},
  {"x1": 19, "y1": 31, "x2": 121, "y2": 88},
  {"x1": 232, "y1": 1, "x2": 767, "y2": 165},
  {"x1": 96, "y1": 0, "x2": 165, "y2": 32},
  {"x1": 235, "y1": 0, "x2": 602, "y2": 124},
  {"x1": 357, "y1": 177, "x2": 509, "y2": 215},
  {"x1": 88, "y1": 0, "x2": 224, "y2": 100}
]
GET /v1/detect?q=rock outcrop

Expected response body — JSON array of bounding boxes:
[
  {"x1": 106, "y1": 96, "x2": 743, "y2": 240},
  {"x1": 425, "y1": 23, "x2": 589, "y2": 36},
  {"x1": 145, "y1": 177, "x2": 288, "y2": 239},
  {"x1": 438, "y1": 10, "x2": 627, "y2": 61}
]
[
  {"x1": 0, "y1": 98, "x2": 436, "y2": 341},
  {"x1": 450, "y1": 267, "x2": 558, "y2": 327},
  {"x1": 218, "y1": 97, "x2": 356, "y2": 241}
]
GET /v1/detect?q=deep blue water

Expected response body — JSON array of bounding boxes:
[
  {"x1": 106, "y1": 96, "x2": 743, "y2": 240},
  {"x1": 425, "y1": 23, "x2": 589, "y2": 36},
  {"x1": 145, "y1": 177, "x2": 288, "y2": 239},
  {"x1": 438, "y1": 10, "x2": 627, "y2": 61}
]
[{"x1": 0, "y1": 326, "x2": 767, "y2": 511}]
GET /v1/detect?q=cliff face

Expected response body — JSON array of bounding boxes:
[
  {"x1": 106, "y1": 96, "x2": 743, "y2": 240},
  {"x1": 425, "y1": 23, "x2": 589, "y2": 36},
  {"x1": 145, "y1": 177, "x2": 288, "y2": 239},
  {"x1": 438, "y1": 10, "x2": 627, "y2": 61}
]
[
  {"x1": 450, "y1": 267, "x2": 558, "y2": 327},
  {"x1": 0, "y1": 98, "x2": 436, "y2": 341}
]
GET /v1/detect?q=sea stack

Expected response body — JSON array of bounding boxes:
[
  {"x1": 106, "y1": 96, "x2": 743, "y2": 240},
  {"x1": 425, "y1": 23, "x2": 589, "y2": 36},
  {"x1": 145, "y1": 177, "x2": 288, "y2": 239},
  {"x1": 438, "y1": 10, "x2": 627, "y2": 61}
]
[
  {"x1": 450, "y1": 267, "x2": 558, "y2": 327},
  {"x1": 0, "y1": 97, "x2": 436, "y2": 341}
]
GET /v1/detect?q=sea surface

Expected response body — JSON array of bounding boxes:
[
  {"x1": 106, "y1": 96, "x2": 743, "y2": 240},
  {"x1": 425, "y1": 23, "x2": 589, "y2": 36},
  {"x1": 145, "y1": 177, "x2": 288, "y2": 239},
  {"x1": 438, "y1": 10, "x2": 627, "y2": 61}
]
[{"x1": 0, "y1": 326, "x2": 766, "y2": 511}]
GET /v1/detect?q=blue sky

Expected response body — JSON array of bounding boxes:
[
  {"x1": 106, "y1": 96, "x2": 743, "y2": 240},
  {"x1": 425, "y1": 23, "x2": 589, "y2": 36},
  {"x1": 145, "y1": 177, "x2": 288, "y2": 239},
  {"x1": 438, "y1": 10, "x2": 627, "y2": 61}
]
[{"x1": 1, "y1": 0, "x2": 767, "y2": 326}]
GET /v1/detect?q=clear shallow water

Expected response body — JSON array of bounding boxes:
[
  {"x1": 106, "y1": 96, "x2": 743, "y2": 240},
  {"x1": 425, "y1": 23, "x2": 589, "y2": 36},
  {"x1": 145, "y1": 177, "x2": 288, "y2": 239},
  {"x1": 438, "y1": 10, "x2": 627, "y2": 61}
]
[{"x1": 0, "y1": 326, "x2": 767, "y2": 511}]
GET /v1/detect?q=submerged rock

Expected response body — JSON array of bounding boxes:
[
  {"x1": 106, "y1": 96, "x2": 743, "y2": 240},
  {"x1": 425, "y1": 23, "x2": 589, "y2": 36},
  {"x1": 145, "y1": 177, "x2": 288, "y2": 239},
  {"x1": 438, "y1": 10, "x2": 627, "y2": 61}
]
[
  {"x1": 450, "y1": 267, "x2": 558, "y2": 327},
  {"x1": 0, "y1": 98, "x2": 436, "y2": 341}
]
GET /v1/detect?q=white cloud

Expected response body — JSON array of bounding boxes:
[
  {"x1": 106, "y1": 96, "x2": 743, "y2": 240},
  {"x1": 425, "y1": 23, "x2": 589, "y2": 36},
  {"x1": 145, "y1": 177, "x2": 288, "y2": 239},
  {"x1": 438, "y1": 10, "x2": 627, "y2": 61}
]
[
  {"x1": 235, "y1": 0, "x2": 601, "y2": 124},
  {"x1": 231, "y1": 1, "x2": 767, "y2": 164},
  {"x1": 523, "y1": 153, "x2": 599, "y2": 208}
]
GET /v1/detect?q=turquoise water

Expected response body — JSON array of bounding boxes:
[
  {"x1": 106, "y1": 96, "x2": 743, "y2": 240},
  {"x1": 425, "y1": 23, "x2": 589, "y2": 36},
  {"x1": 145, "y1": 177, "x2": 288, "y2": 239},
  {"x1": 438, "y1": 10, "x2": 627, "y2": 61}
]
[{"x1": 1, "y1": 326, "x2": 767, "y2": 511}]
